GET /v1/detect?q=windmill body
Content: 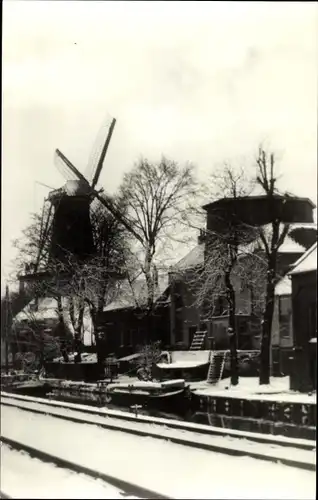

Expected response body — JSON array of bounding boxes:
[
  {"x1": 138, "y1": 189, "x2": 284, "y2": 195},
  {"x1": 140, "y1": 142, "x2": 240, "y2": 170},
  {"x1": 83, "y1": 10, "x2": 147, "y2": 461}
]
[{"x1": 48, "y1": 180, "x2": 95, "y2": 264}]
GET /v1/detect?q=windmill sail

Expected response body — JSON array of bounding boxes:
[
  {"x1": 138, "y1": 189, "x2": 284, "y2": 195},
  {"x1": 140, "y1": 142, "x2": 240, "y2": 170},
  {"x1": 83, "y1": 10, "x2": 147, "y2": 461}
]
[
  {"x1": 91, "y1": 118, "x2": 116, "y2": 190},
  {"x1": 55, "y1": 149, "x2": 89, "y2": 185}
]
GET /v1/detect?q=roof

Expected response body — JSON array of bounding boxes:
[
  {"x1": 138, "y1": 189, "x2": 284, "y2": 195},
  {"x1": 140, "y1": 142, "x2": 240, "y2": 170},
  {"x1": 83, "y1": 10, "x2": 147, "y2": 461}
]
[
  {"x1": 241, "y1": 222, "x2": 316, "y2": 255},
  {"x1": 277, "y1": 234, "x2": 307, "y2": 253},
  {"x1": 170, "y1": 223, "x2": 316, "y2": 276},
  {"x1": 275, "y1": 275, "x2": 292, "y2": 296},
  {"x1": 173, "y1": 244, "x2": 204, "y2": 271},
  {"x1": 289, "y1": 242, "x2": 317, "y2": 275},
  {"x1": 202, "y1": 194, "x2": 316, "y2": 211},
  {"x1": 15, "y1": 297, "x2": 61, "y2": 322},
  {"x1": 103, "y1": 274, "x2": 170, "y2": 312}
]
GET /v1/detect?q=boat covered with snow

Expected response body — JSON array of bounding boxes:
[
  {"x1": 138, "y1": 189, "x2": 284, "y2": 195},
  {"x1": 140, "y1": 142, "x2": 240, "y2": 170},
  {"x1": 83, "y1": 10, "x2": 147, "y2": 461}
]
[{"x1": 104, "y1": 378, "x2": 192, "y2": 412}]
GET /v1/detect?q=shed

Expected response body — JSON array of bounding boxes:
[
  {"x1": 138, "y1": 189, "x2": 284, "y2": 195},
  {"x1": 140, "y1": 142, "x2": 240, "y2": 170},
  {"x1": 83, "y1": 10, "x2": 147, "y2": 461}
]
[{"x1": 288, "y1": 242, "x2": 317, "y2": 392}]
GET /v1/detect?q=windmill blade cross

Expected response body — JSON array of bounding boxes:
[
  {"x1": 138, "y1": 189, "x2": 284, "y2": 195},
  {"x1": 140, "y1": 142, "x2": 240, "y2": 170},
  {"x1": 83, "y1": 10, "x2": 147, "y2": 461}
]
[
  {"x1": 91, "y1": 118, "x2": 116, "y2": 190},
  {"x1": 55, "y1": 149, "x2": 90, "y2": 185},
  {"x1": 94, "y1": 190, "x2": 143, "y2": 244}
]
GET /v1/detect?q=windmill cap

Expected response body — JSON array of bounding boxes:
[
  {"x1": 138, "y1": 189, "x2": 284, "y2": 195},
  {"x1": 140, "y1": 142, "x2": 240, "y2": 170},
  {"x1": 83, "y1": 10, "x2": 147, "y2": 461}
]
[
  {"x1": 64, "y1": 180, "x2": 91, "y2": 196},
  {"x1": 48, "y1": 180, "x2": 91, "y2": 201}
]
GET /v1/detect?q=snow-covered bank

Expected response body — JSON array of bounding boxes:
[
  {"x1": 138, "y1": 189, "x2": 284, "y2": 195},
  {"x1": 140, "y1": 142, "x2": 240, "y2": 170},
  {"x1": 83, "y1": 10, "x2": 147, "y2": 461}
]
[
  {"x1": 191, "y1": 377, "x2": 317, "y2": 404},
  {"x1": 42, "y1": 374, "x2": 317, "y2": 405},
  {"x1": 1, "y1": 405, "x2": 316, "y2": 499}
]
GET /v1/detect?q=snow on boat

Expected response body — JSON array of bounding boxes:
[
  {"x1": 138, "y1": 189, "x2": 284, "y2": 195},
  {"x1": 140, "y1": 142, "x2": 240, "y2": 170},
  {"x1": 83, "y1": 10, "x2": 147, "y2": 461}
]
[{"x1": 105, "y1": 379, "x2": 192, "y2": 411}]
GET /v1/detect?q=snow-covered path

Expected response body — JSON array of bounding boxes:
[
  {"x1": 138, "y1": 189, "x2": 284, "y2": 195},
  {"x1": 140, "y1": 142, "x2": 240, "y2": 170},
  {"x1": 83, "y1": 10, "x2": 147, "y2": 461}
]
[{"x1": 1, "y1": 405, "x2": 316, "y2": 499}]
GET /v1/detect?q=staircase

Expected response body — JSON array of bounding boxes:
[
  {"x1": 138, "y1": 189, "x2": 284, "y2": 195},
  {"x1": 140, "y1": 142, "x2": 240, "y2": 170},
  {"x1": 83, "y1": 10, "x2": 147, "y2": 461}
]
[
  {"x1": 189, "y1": 330, "x2": 207, "y2": 350},
  {"x1": 207, "y1": 351, "x2": 229, "y2": 384}
]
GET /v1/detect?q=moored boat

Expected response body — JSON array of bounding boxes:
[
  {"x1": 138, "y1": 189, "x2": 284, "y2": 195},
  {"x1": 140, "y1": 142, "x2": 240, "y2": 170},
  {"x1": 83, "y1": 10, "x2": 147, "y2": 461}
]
[{"x1": 105, "y1": 378, "x2": 192, "y2": 413}]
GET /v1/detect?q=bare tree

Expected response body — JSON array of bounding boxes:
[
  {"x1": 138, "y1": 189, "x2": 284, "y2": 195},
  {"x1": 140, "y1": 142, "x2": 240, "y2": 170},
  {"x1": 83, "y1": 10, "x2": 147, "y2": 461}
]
[
  {"x1": 118, "y1": 156, "x2": 199, "y2": 335},
  {"x1": 255, "y1": 148, "x2": 291, "y2": 385},
  {"x1": 11, "y1": 203, "x2": 53, "y2": 275},
  {"x1": 135, "y1": 341, "x2": 162, "y2": 381},
  {"x1": 10, "y1": 197, "x2": 130, "y2": 367}
]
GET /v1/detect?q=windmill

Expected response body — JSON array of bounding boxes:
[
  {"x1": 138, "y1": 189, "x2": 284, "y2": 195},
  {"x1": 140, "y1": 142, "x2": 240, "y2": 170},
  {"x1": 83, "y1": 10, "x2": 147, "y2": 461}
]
[
  {"x1": 32, "y1": 117, "x2": 119, "y2": 271},
  {"x1": 22, "y1": 113, "x2": 139, "y2": 290}
]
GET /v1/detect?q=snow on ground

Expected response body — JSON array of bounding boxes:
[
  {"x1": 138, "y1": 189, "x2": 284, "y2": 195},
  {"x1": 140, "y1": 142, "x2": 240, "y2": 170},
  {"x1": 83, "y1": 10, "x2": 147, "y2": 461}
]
[
  {"x1": 1, "y1": 444, "x2": 136, "y2": 499},
  {"x1": 1, "y1": 405, "x2": 315, "y2": 499},
  {"x1": 191, "y1": 377, "x2": 317, "y2": 404},
  {"x1": 157, "y1": 361, "x2": 208, "y2": 369}
]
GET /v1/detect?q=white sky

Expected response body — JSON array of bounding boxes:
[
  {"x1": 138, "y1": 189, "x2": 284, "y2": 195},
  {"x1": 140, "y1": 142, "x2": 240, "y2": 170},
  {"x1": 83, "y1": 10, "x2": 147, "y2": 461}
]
[{"x1": 2, "y1": 1, "x2": 317, "y2": 292}]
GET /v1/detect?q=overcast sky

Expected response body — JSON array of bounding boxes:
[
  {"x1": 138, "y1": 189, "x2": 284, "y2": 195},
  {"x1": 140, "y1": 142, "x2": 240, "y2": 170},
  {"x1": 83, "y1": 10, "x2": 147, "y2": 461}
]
[{"x1": 2, "y1": 1, "x2": 317, "y2": 291}]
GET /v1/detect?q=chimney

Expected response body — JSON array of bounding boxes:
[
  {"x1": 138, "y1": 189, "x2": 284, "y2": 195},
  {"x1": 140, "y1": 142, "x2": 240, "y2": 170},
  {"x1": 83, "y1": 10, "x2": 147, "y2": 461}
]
[
  {"x1": 18, "y1": 277, "x2": 25, "y2": 295},
  {"x1": 198, "y1": 228, "x2": 206, "y2": 245}
]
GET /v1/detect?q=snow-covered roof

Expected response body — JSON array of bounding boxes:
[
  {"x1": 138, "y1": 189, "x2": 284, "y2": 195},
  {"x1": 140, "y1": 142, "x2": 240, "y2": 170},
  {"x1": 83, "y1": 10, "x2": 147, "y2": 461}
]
[
  {"x1": 289, "y1": 242, "x2": 317, "y2": 275},
  {"x1": 277, "y1": 234, "x2": 306, "y2": 253},
  {"x1": 288, "y1": 222, "x2": 317, "y2": 230},
  {"x1": 14, "y1": 296, "x2": 93, "y2": 346},
  {"x1": 173, "y1": 244, "x2": 204, "y2": 271},
  {"x1": 103, "y1": 274, "x2": 169, "y2": 312},
  {"x1": 15, "y1": 297, "x2": 62, "y2": 322},
  {"x1": 258, "y1": 222, "x2": 316, "y2": 254},
  {"x1": 275, "y1": 275, "x2": 292, "y2": 296},
  {"x1": 172, "y1": 223, "x2": 316, "y2": 275}
]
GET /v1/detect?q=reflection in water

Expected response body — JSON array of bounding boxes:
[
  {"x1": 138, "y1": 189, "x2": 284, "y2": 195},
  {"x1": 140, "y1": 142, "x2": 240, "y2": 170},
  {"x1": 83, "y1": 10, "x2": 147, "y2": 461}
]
[
  {"x1": 192, "y1": 412, "x2": 316, "y2": 441},
  {"x1": 47, "y1": 390, "x2": 184, "y2": 421},
  {"x1": 10, "y1": 386, "x2": 315, "y2": 441}
]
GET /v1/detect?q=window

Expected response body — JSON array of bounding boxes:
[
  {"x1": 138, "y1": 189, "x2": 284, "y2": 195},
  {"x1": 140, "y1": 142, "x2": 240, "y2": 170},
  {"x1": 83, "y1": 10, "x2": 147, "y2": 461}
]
[
  {"x1": 123, "y1": 329, "x2": 130, "y2": 347},
  {"x1": 238, "y1": 319, "x2": 249, "y2": 335},
  {"x1": 29, "y1": 298, "x2": 39, "y2": 313},
  {"x1": 279, "y1": 296, "x2": 291, "y2": 339},
  {"x1": 308, "y1": 304, "x2": 317, "y2": 339},
  {"x1": 215, "y1": 297, "x2": 227, "y2": 316},
  {"x1": 137, "y1": 328, "x2": 146, "y2": 346},
  {"x1": 129, "y1": 329, "x2": 136, "y2": 347}
]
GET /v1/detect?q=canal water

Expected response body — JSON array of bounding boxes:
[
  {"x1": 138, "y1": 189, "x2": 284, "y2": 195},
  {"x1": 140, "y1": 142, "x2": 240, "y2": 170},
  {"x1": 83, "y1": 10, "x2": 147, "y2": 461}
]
[{"x1": 7, "y1": 384, "x2": 316, "y2": 441}]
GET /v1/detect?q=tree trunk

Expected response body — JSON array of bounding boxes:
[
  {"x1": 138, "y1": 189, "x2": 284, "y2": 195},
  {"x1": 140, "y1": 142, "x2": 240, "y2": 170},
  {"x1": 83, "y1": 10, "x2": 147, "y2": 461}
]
[
  {"x1": 57, "y1": 296, "x2": 69, "y2": 363},
  {"x1": 225, "y1": 268, "x2": 239, "y2": 386},
  {"x1": 74, "y1": 334, "x2": 82, "y2": 363},
  {"x1": 74, "y1": 301, "x2": 85, "y2": 363},
  {"x1": 259, "y1": 275, "x2": 275, "y2": 385},
  {"x1": 5, "y1": 336, "x2": 9, "y2": 375},
  {"x1": 89, "y1": 304, "x2": 105, "y2": 379}
]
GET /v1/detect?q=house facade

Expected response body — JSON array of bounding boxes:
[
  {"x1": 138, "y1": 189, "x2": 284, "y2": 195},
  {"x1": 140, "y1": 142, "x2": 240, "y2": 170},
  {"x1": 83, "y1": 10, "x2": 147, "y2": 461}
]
[
  {"x1": 168, "y1": 196, "x2": 316, "y2": 361},
  {"x1": 271, "y1": 275, "x2": 293, "y2": 376},
  {"x1": 289, "y1": 243, "x2": 317, "y2": 392},
  {"x1": 97, "y1": 275, "x2": 171, "y2": 357}
]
